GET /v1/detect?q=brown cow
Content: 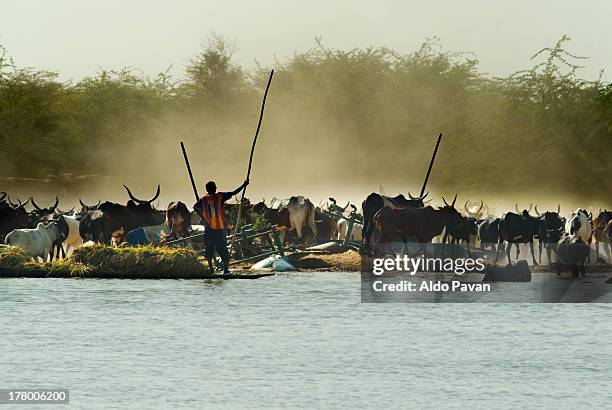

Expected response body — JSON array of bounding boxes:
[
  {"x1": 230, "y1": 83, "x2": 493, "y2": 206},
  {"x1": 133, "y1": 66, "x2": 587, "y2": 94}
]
[
  {"x1": 161, "y1": 201, "x2": 191, "y2": 242},
  {"x1": 372, "y1": 194, "x2": 464, "y2": 256}
]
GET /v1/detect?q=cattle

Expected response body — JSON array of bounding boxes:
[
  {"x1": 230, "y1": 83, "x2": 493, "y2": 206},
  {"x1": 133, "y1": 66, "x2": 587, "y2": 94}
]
[
  {"x1": 4, "y1": 221, "x2": 62, "y2": 262},
  {"x1": 464, "y1": 200, "x2": 485, "y2": 219},
  {"x1": 249, "y1": 200, "x2": 293, "y2": 244},
  {"x1": 565, "y1": 208, "x2": 593, "y2": 262},
  {"x1": 444, "y1": 217, "x2": 479, "y2": 252},
  {"x1": 39, "y1": 213, "x2": 69, "y2": 261},
  {"x1": 478, "y1": 218, "x2": 501, "y2": 251},
  {"x1": 286, "y1": 196, "x2": 317, "y2": 242},
  {"x1": 371, "y1": 194, "x2": 463, "y2": 256},
  {"x1": 593, "y1": 210, "x2": 612, "y2": 262},
  {"x1": 534, "y1": 205, "x2": 565, "y2": 267},
  {"x1": 554, "y1": 234, "x2": 590, "y2": 277},
  {"x1": 161, "y1": 201, "x2": 192, "y2": 242},
  {"x1": 29, "y1": 196, "x2": 59, "y2": 221},
  {"x1": 361, "y1": 191, "x2": 428, "y2": 255},
  {"x1": 0, "y1": 196, "x2": 32, "y2": 243},
  {"x1": 77, "y1": 199, "x2": 101, "y2": 217},
  {"x1": 337, "y1": 205, "x2": 364, "y2": 242},
  {"x1": 497, "y1": 209, "x2": 541, "y2": 265},
  {"x1": 316, "y1": 198, "x2": 350, "y2": 241},
  {"x1": 79, "y1": 185, "x2": 164, "y2": 244}
]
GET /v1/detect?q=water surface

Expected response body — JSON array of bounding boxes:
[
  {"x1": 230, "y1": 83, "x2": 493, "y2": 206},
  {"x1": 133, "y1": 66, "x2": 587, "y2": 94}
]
[{"x1": 1, "y1": 273, "x2": 611, "y2": 409}]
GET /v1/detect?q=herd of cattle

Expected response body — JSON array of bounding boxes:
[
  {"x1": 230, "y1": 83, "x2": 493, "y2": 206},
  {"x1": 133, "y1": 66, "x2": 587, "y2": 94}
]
[{"x1": 1, "y1": 188, "x2": 612, "y2": 272}]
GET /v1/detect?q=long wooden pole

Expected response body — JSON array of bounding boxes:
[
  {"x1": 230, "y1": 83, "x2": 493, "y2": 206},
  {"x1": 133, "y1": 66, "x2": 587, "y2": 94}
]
[
  {"x1": 229, "y1": 70, "x2": 275, "y2": 252},
  {"x1": 420, "y1": 133, "x2": 443, "y2": 197},
  {"x1": 181, "y1": 141, "x2": 199, "y2": 201}
]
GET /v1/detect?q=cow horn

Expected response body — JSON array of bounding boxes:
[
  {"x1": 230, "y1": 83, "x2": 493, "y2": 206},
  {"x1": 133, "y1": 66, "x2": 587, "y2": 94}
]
[
  {"x1": 149, "y1": 185, "x2": 161, "y2": 203},
  {"x1": 79, "y1": 199, "x2": 87, "y2": 207},
  {"x1": 60, "y1": 206, "x2": 75, "y2": 214},
  {"x1": 515, "y1": 203, "x2": 520, "y2": 213},
  {"x1": 442, "y1": 196, "x2": 449, "y2": 206},
  {"x1": 557, "y1": 204, "x2": 561, "y2": 214},
  {"x1": 328, "y1": 197, "x2": 337, "y2": 206},
  {"x1": 451, "y1": 194, "x2": 457, "y2": 207},
  {"x1": 535, "y1": 205, "x2": 541, "y2": 216},
  {"x1": 0, "y1": 192, "x2": 6, "y2": 202},
  {"x1": 464, "y1": 200, "x2": 470, "y2": 213},
  {"x1": 342, "y1": 201, "x2": 350, "y2": 211},
  {"x1": 421, "y1": 192, "x2": 428, "y2": 200},
  {"x1": 123, "y1": 185, "x2": 142, "y2": 203},
  {"x1": 476, "y1": 200, "x2": 484, "y2": 215},
  {"x1": 7, "y1": 194, "x2": 18, "y2": 207},
  {"x1": 528, "y1": 203, "x2": 533, "y2": 213},
  {"x1": 21, "y1": 198, "x2": 31, "y2": 207},
  {"x1": 123, "y1": 185, "x2": 160, "y2": 204},
  {"x1": 31, "y1": 197, "x2": 42, "y2": 211},
  {"x1": 52, "y1": 196, "x2": 59, "y2": 211},
  {"x1": 408, "y1": 192, "x2": 417, "y2": 200}
]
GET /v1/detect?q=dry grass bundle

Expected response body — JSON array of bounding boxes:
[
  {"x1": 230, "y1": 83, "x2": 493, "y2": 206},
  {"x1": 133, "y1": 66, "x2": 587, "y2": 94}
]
[{"x1": 70, "y1": 244, "x2": 207, "y2": 277}]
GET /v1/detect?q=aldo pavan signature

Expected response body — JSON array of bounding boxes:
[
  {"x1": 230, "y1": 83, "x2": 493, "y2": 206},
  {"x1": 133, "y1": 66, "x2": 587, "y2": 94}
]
[{"x1": 372, "y1": 280, "x2": 491, "y2": 293}]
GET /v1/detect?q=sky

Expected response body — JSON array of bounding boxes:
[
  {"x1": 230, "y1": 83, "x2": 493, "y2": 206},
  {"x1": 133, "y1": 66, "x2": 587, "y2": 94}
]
[{"x1": 0, "y1": 0, "x2": 610, "y2": 82}]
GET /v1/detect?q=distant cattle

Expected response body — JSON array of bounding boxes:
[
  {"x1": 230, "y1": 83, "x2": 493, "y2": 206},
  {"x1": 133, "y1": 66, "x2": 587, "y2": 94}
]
[
  {"x1": 566, "y1": 208, "x2": 593, "y2": 263},
  {"x1": 497, "y1": 209, "x2": 541, "y2": 265},
  {"x1": 593, "y1": 210, "x2": 612, "y2": 262},
  {"x1": 361, "y1": 192, "x2": 427, "y2": 255},
  {"x1": 478, "y1": 218, "x2": 500, "y2": 252},
  {"x1": 554, "y1": 234, "x2": 590, "y2": 277},
  {"x1": 5, "y1": 222, "x2": 62, "y2": 262},
  {"x1": 371, "y1": 194, "x2": 463, "y2": 256},
  {"x1": 286, "y1": 196, "x2": 317, "y2": 242},
  {"x1": 0, "y1": 195, "x2": 32, "y2": 242},
  {"x1": 534, "y1": 205, "x2": 565, "y2": 267}
]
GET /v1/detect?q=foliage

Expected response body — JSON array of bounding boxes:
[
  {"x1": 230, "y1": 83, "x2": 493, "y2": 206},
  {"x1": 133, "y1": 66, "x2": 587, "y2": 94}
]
[{"x1": 0, "y1": 35, "x2": 610, "y2": 200}]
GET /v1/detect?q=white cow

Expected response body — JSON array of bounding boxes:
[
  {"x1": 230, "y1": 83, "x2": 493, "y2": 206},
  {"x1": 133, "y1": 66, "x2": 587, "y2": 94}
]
[
  {"x1": 286, "y1": 196, "x2": 317, "y2": 241},
  {"x1": 5, "y1": 222, "x2": 62, "y2": 262},
  {"x1": 61, "y1": 214, "x2": 83, "y2": 255},
  {"x1": 337, "y1": 219, "x2": 363, "y2": 241}
]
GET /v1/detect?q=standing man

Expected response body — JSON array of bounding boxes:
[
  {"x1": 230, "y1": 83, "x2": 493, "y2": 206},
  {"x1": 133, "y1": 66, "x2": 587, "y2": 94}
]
[{"x1": 194, "y1": 179, "x2": 249, "y2": 273}]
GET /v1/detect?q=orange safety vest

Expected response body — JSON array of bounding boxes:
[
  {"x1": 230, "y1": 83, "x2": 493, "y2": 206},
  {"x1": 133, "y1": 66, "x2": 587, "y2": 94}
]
[{"x1": 198, "y1": 193, "x2": 227, "y2": 229}]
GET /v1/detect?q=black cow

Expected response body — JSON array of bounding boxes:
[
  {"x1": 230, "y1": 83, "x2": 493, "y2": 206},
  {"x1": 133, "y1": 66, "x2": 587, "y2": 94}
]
[
  {"x1": 372, "y1": 194, "x2": 462, "y2": 256},
  {"x1": 361, "y1": 192, "x2": 427, "y2": 255},
  {"x1": 444, "y1": 217, "x2": 479, "y2": 249},
  {"x1": 478, "y1": 218, "x2": 501, "y2": 252},
  {"x1": 554, "y1": 234, "x2": 590, "y2": 277},
  {"x1": 79, "y1": 185, "x2": 163, "y2": 244},
  {"x1": 534, "y1": 206, "x2": 566, "y2": 267},
  {"x1": 0, "y1": 196, "x2": 32, "y2": 242},
  {"x1": 497, "y1": 210, "x2": 541, "y2": 265},
  {"x1": 77, "y1": 199, "x2": 101, "y2": 218}
]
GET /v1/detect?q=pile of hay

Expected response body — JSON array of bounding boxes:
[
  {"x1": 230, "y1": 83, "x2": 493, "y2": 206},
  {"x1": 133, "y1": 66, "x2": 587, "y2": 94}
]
[
  {"x1": 0, "y1": 244, "x2": 207, "y2": 278},
  {"x1": 0, "y1": 245, "x2": 91, "y2": 277},
  {"x1": 71, "y1": 244, "x2": 207, "y2": 278}
]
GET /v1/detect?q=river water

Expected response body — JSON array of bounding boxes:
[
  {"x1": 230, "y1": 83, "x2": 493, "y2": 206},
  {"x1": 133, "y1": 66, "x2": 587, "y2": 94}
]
[{"x1": 1, "y1": 273, "x2": 611, "y2": 409}]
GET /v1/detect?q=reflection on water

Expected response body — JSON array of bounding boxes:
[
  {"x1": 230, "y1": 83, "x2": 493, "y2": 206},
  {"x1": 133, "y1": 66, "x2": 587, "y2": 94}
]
[{"x1": 1, "y1": 274, "x2": 611, "y2": 409}]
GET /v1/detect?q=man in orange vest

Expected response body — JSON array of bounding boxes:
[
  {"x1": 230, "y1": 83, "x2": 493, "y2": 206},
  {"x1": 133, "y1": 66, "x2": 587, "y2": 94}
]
[{"x1": 194, "y1": 179, "x2": 249, "y2": 273}]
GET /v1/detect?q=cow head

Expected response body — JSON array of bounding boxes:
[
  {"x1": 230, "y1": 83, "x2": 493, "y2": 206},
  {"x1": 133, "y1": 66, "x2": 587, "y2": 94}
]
[
  {"x1": 123, "y1": 184, "x2": 164, "y2": 226},
  {"x1": 30, "y1": 196, "x2": 59, "y2": 221},
  {"x1": 408, "y1": 191, "x2": 429, "y2": 208},
  {"x1": 515, "y1": 203, "x2": 533, "y2": 215},
  {"x1": 464, "y1": 200, "x2": 485, "y2": 219},
  {"x1": 439, "y1": 194, "x2": 464, "y2": 229},
  {"x1": 537, "y1": 209, "x2": 565, "y2": 244},
  {"x1": 78, "y1": 199, "x2": 101, "y2": 216}
]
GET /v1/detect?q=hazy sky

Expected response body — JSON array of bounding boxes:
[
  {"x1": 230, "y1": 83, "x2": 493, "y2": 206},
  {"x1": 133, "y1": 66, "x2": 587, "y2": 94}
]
[{"x1": 1, "y1": 0, "x2": 610, "y2": 81}]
